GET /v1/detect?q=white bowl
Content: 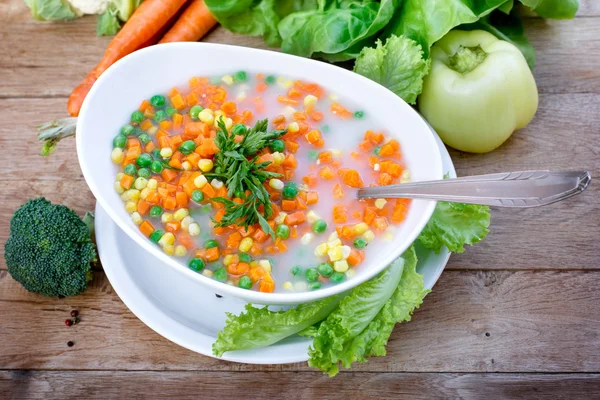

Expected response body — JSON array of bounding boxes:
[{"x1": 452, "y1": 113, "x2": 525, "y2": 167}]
[{"x1": 77, "y1": 43, "x2": 443, "y2": 305}]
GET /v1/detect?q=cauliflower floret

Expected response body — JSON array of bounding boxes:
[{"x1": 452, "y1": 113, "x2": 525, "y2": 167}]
[{"x1": 67, "y1": 0, "x2": 109, "y2": 15}]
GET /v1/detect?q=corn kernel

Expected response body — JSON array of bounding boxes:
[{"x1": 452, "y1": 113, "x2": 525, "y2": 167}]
[
  {"x1": 147, "y1": 126, "x2": 158, "y2": 136},
  {"x1": 239, "y1": 237, "x2": 254, "y2": 253},
  {"x1": 181, "y1": 215, "x2": 193, "y2": 230},
  {"x1": 161, "y1": 212, "x2": 173, "y2": 223},
  {"x1": 353, "y1": 222, "x2": 369, "y2": 235},
  {"x1": 375, "y1": 198, "x2": 387, "y2": 209},
  {"x1": 283, "y1": 281, "x2": 294, "y2": 291},
  {"x1": 327, "y1": 238, "x2": 342, "y2": 249},
  {"x1": 328, "y1": 231, "x2": 339, "y2": 242},
  {"x1": 288, "y1": 122, "x2": 299, "y2": 133},
  {"x1": 147, "y1": 178, "x2": 158, "y2": 190},
  {"x1": 116, "y1": 172, "x2": 124, "y2": 181},
  {"x1": 258, "y1": 260, "x2": 272, "y2": 273},
  {"x1": 160, "y1": 147, "x2": 173, "y2": 159},
  {"x1": 275, "y1": 212, "x2": 287, "y2": 225},
  {"x1": 346, "y1": 269, "x2": 356, "y2": 279},
  {"x1": 282, "y1": 80, "x2": 292, "y2": 88},
  {"x1": 301, "y1": 233, "x2": 314, "y2": 245},
  {"x1": 400, "y1": 170, "x2": 410, "y2": 184},
  {"x1": 250, "y1": 261, "x2": 258, "y2": 268},
  {"x1": 131, "y1": 212, "x2": 142, "y2": 225},
  {"x1": 173, "y1": 208, "x2": 189, "y2": 221},
  {"x1": 295, "y1": 281, "x2": 308, "y2": 292},
  {"x1": 199, "y1": 109, "x2": 214, "y2": 124},
  {"x1": 276, "y1": 76, "x2": 286, "y2": 86},
  {"x1": 181, "y1": 161, "x2": 192, "y2": 171},
  {"x1": 211, "y1": 179, "x2": 224, "y2": 189},
  {"x1": 213, "y1": 114, "x2": 225, "y2": 128},
  {"x1": 331, "y1": 149, "x2": 342, "y2": 158},
  {"x1": 188, "y1": 223, "x2": 200, "y2": 236},
  {"x1": 125, "y1": 201, "x2": 138, "y2": 213},
  {"x1": 202, "y1": 269, "x2": 214, "y2": 278},
  {"x1": 363, "y1": 230, "x2": 375, "y2": 243},
  {"x1": 121, "y1": 189, "x2": 140, "y2": 202},
  {"x1": 111, "y1": 148, "x2": 124, "y2": 163},
  {"x1": 198, "y1": 159, "x2": 214, "y2": 172},
  {"x1": 225, "y1": 117, "x2": 233, "y2": 130},
  {"x1": 334, "y1": 260, "x2": 349, "y2": 273},
  {"x1": 221, "y1": 74, "x2": 233, "y2": 85},
  {"x1": 373, "y1": 163, "x2": 380, "y2": 171},
  {"x1": 341, "y1": 245, "x2": 352, "y2": 259},
  {"x1": 224, "y1": 254, "x2": 236, "y2": 266},
  {"x1": 269, "y1": 178, "x2": 284, "y2": 191},
  {"x1": 314, "y1": 242, "x2": 329, "y2": 256},
  {"x1": 281, "y1": 106, "x2": 297, "y2": 119},
  {"x1": 303, "y1": 94, "x2": 318, "y2": 108},
  {"x1": 140, "y1": 188, "x2": 151, "y2": 200},
  {"x1": 272, "y1": 152, "x2": 285, "y2": 166},
  {"x1": 158, "y1": 232, "x2": 175, "y2": 248},
  {"x1": 134, "y1": 177, "x2": 148, "y2": 190},
  {"x1": 384, "y1": 233, "x2": 394, "y2": 241},
  {"x1": 299, "y1": 183, "x2": 310, "y2": 192},
  {"x1": 163, "y1": 244, "x2": 175, "y2": 256},
  {"x1": 174, "y1": 245, "x2": 187, "y2": 257},
  {"x1": 236, "y1": 92, "x2": 247, "y2": 101},
  {"x1": 328, "y1": 93, "x2": 339, "y2": 101},
  {"x1": 114, "y1": 181, "x2": 125, "y2": 194},
  {"x1": 328, "y1": 247, "x2": 343, "y2": 262},
  {"x1": 194, "y1": 175, "x2": 208, "y2": 188},
  {"x1": 384, "y1": 227, "x2": 396, "y2": 241},
  {"x1": 306, "y1": 210, "x2": 321, "y2": 223}
]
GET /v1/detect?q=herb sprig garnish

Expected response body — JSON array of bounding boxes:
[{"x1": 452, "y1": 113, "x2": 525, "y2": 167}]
[{"x1": 205, "y1": 119, "x2": 286, "y2": 238}]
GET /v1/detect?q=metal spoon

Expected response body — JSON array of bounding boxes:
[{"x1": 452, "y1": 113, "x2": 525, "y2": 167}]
[{"x1": 357, "y1": 170, "x2": 591, "y2": 207}]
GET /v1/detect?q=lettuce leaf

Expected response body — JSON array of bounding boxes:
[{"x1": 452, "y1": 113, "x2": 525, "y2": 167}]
[
  {"x1": 418, "y1": 202, "x2": 491, "y2": 254},
  {"x1": 25, "y1": 0, "x2": 79, "y2": 21},
  {"x1": 307, "y1": 253, "x2": 407, "y2": 376},
  {"x1": 212, "y1": 295, "x2": 340, "y2": 357},
  {"x1": 519, "y1": 0, "x2": 578, "y2": 19},
  {"x1": 353, "y1": 35, "x2": 430, "y2": 104}
]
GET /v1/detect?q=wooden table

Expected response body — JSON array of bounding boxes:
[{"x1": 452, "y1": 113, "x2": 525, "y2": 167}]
[{"x1": 1, "y1": 1, "x2": 599, "y2": 398}]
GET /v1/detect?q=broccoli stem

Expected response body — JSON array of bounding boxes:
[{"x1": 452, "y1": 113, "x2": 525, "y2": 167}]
[{"x1": 37, "y1": 117, "x2": 77, "y2": 156}]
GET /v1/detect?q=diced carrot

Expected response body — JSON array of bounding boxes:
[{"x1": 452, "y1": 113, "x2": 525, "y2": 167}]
[
  {"x1": 195, "y1": 137, "x2": 219, "y2": 157},
  {"x1": 143, "y1": 108, "x2": 154, "y2": 119},
  {"x1": 166, "y1": 183, "x2": 178, "y2": 193},
  {"x1": 306, "y1": 192, "x2": 319, "y2": 205},
  {"x1": 319, "y1": 166, "x2": 335, "y2": 180},
  {"x1": 330, "y1": 102, "x2": 353, "y2": 119},
  {"x1": 296, "y1": 197, "x2": 308, "y2": 210},
  {"x1": 378, "y1": 172, "x2": 393, "y2": 186},
  {"x1": 305, "y1": 130, "x2": 323, "y2": 147},
  {"x1": 221, "y1": 101, "x2": 237, "y2": 115},
  {"x1": 319, "y1": 151, "x2": 333, "y2": 164},
  {"x1": 163, "y1": 196, "x2": 177, "y2": 210},
  {"x1": 186, "y1": 92, "x2": 199, "y2": 106},
  {"x1": 337, "y1": 225, "x2": 355, "y2": 239},
  {"x1": 205, "y1": 247, "x2": 220, "y2": 262},
  {"x1": 169, "y1": 158, "x2": 182, "y2": 169},
  {"x1": 161, "y1": 169, "x2": 178, "y2": 183},
  {"x1": 359, "y1": 140, "x2": 374, "y2": 152},
  {"x1": 292, "y1": 111, "x2": 306, "y2": 121},
  {"x1": 259, "y1": 275, "x2": 275, "y2": 293},
  {"x1": 333, "y1": 183, "x2": 344, "y2": 199},
  {"x1": 280, "y1": 199, "x2": 296, "y2": 211},
  {"x1": 303, "y1": 174, "x2": 318, "y2": 188},
  {"x1": 139, "y1": 99, "x2": 151, "y2": 112},
  {"x1": 120, "y1": 174, "x2": 134, "y2": 190},
  {"x1": 282, "y1": 154, "x2": 297, "y2": 168},
  {"x1": 285, "y1": 211, "x2": 306, "y2": 225},
  {"x1": 273, "y1": 114, "x2": 286, "y2": 124},
  {"x1": 146, "y1": 191, "x2": 159, "y2": 204},
  {"x1": 310, "y1": 111, "x2": 323, "y2": 122},
  {"x1": 144, "y1": 141, "x2": 155, "y2": 153},
  {"x1": 186, "y1": 152, "x2": 201, "y2": 166},
  {"x1": 284, "y1": 140, "x2": 299, "y2": 153},
  {"x1": 140, "y1": 119, "x2": 153, "y2": 131},
  {"x1": 379, "y1": 143, "x2": 395, "y2": 157},
  {"x1": 175, "y1": 191, "x2": 188, "y2": 207},
  {"x1": 137, "y1": 199, "x2": 151, "y2": 215},
  {"x1": 364, "y1": 207, "x2": 377, "y2": 225},
  {"x1": 250, "y1": 242, "x2": 263, "y2": 256},
  {"x1": 228, "y1": 262, "x2": 250, "y2": 275},
  {"x1": 171, "y1": 94, "x2": 186, "y2": 110},
  {"x1": 139, "y1": 220, "x2": 154, "y2": 237},
  {"x1": 288, "y1": 87, "x2": 302, "y2": 99},
  {"x1": 201, "y1": 183, "x2": 216, "y2": 198},
  {"x1": 253, "y1": 229, "x2": 269, "y2": 243},
  {"x1": 173, "y1": 113, "x2": 184, "y2": 129},
  {"x1": 248, "y1": 266, "x2": 265, "y2": 283},
  {"x1": 159, "y1": 120, "x2": 172, "y2": 131},
  {"x1": 388, "y1": 163, "x2": 403, "y2": 178},
  {"x1": 226, "y1": 231, "x2": 243, "y2": 249},
  {"x1": 165, "y1": 220, "x2": 181, "y2": 233},
  {"x1": 277, "y1": 96, "x2": 299, "y2": 106},
  {"x1": 368, "y1": 156, "x2": 379, "y2": 168},
  {"x1": 158, "y1": 135, "x2": 171, "y2": 149},
  {"x1": 275, "y1": 238, "x2": 288, "y2": 252},
  {"x1": 333, "y1": 204, "x2": 347, "y2": 223},
  {"x1": 347, "y1": 250, "x2": 363, "y2": 266},
  {"x1": 371, "y1": 132, "x2": 384, "y2": 144},
  {"x1": 340, "y1": 169, "x2": 363, "y2": 188},
  {"x1": 255, "y1": 82, "x2": 268, "y2": 92},
  {"x1": 373, "y1": 217, "x2": 389, "y2": 231},
  {"x1": 168, "y1": 88, "x2": 180, "y2": 98},
  {"x1": 178, "y1": 231, "x2": 195, "y2": 250}
]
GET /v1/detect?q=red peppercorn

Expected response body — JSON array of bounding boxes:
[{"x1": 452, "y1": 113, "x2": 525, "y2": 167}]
[
  {"x1": 70, "y1": 310, "x2": 78, "y2": 318},
  {"x1": 65, "y1": 319, "x2": 73, "y2": 327}
]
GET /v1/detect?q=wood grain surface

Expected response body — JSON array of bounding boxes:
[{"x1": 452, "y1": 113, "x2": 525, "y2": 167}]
[{"x1": 1, "y1": 0, "x2": 599, "y2": 398}]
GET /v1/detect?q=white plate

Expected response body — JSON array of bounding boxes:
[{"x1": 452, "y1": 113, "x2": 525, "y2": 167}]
[{"x1": 96, "y1": 128, "x2": 455, "y2": 365}]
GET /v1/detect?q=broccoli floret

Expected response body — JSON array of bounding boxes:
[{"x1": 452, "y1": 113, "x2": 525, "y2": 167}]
[{"x1": 4, "y1": 198, "x2": 96, "y2": 297}]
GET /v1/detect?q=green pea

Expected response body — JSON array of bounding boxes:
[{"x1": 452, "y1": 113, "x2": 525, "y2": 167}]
[
  {"x1": 321, "y1": 124, "x2": 330, "y2": 134},
  {"x1": 276, "y1": 224, "x2": 290, "y2": 240},
  {"x1": 239, "y1": 252, "x2": 252, "y2": 263},
  {"x1": 154, "y1": 110, "x2": 168, "y2": 122},
  {"x1": 233, "y1": 71, "x2": 247, "y2": 82},
  {"x1": 291, "y1": 265, "x2": 302, "y2": 276},
  {"x1": 188, "y1": 258, "x2": 205, "y2": 272},
  {"x1": 121, "y1": 124, "x2": 135, "y2": 136},
  {"x1": 282, "y1": 184, "x2": 299, "y2": 200},
  {"x1": 138, "y1": 168, "x2": 151, "y2": 179},
  {"x1": 189, "y1": 105, "x2": 204, "y2": 120},
  {"x1": 308, "y1": 150, "x2": 319, "y2": 160},
  {"x1": 149, "y1": 230, "x2": 165, "y2": 243},
  {"x1": 151, "y1": 149, "x2": 162, "y2": 159},
  {"x1": 330, "y1": 272, "x2": 345, "y2": 283},
  {"x1": 149, "y1": 206, "x2": 163, "y2": 218},
  {"x1": 238, "y1": 276, "x2": 252, "y2": 289},
  {"x1": 204, "y1": 239, "x2": 219, "y2": 249},
  {"x1": 136, "y1": 153, "x2": 153, "y2": 167},
  {"x1": 373, "y1": 146, "x2": 381, "y2": 156},
  {"x1": 312, "y1": 219, "x2": 327, "y2": 234},
  {"x1": 123, "y1": 164, "x2": 137, "y2": 176},
  {"x1": 131, "y1": 110, "x2": 144, "y2": 123},
  {"x1": 317, "y1": 263, "x2": 333, "y2": 277},
  {"x1": 198, "y1": 204, "x2": 212, "y2": 215},
  {"x1": 165, "y1": 106, "x2": 177, "y2": 117},
  {"x1": 138, "y1": 133, "x2": 151, "y2": 144},
  {"x1": 265, "y1": 75, "x2": 276, "y2": 85},
  {"x1": 151, "y1": 160, "x2": 164, "y2": 174},
  {"x1": 305, "y1": 267, "x2": 319, "y2": 282},
  {"x1": 133, "y1": 127, "x2": 145, "y2": 137},
  {"x1": 308, "y1": 281, "x2": 322, "y2": 291},
  {"x1": 354, "y1": 110, "x2": 365, "y2": 119},
  {"x1": 269, "y1": 139, "x2": 285, "y2": 153},
  {"x1": 191, "y1": 190, "x2": 205, "y2": 203},
  {"x1": 113, "y1": 135, "x2": 127, "y2": 149},
  {"x1": 150, "y1": 95, "x2": 166, "y2": 108},
  {"x1": 231, "y1": 124, "x2": 247, "y2": 135},
  {"x1": 214, "y1": 267, "x2": 227, "y2": 282},
  {"x1": 179, "y1": 140, "x2": 196, "y2": 155},
  {"x1": 353, "y1": 238, "x2": 367, "y2": 249}
]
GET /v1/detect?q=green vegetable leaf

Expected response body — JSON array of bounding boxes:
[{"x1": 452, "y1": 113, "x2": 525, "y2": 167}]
[
  {"x1": 353, "y1": 35, "x2": 430, "y2": 104},
  {"x1": 518, "y1": 0, "x2": 579, "y2": 19},
  {"x1": 212, "y1": 296, "x2": 340, "y2": 357},
  {"x1": 308, "y1": 254, "x2": 407, "y2": 376},
  {"x1": 498, "y1": 0, "x2": 514, "y2": 14},
  {"x1": 418, "y1": 202, "x2": 491, "y2": 254},
  {"x1": 462, "y1": 9, "x2": 536, "y2": 69},
  {"x1": 97, "y1": 6, "x2": 122, "y2": 36},
  {"x1": 25, "y1": 0, "x2": 79, "y2": 21}
]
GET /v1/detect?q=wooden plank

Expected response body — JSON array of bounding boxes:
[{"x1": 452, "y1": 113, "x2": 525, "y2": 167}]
[
  {"x1": 0, "y1": 6, "x2": 598, "y2": 97},
  {"x1": 0, "y1": 270, "x2": 598, "y2": 372},
  {"x1": 1, "y1": 371, "x2": 600, "y2": 400}
]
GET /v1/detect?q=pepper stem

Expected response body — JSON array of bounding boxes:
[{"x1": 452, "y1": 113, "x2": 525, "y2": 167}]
[{"x1": 447, "y1": 46, "x2": 487, "y2": 74}]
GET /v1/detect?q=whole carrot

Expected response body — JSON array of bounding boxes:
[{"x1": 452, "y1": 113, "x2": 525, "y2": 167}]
[
  {"x1": 67, "y1": 0, "x2": 188, "y2": 117},
  {"x1": 159, "y1": 0, "x2": 217, "y2": 43}
]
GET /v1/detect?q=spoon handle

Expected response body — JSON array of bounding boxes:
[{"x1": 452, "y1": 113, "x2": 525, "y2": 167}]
[{"x1": 357, "y1": 170, "x2": 591, "y2": 208}]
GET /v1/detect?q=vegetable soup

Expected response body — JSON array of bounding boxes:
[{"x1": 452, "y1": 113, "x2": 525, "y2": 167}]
[{"x1": 110, "y1": 72, "x2": 411, "y2": 293}]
